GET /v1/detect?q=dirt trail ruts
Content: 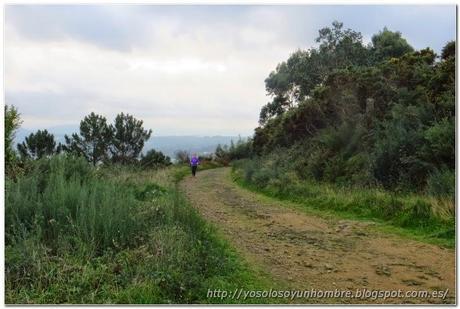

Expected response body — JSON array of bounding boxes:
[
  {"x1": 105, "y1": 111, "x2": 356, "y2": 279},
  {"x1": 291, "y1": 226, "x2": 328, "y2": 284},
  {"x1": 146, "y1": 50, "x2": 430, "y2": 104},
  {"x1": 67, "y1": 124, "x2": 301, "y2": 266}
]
[{"x1": 180, "y1": 168, "x2": 455, "y2": 304}]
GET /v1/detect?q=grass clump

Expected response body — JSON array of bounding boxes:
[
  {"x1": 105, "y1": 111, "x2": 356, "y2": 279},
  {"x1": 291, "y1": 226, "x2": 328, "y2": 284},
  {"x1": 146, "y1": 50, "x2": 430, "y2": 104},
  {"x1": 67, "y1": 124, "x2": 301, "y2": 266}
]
[{"x1": 6, "y1": 156, "x2": 145, "y2": 255}]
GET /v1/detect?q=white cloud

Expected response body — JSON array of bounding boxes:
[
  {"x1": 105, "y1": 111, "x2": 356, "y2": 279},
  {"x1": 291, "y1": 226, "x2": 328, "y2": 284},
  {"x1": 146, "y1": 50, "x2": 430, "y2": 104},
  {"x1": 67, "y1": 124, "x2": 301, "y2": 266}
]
[
  {"x1": 5, "y1": 8, "x2": 291, "y2": 135},
  {"x1": 4, "y1": 5, "x2": 456, "y2": 136},
  {"x1": 127, "y1": 58, "x2": 227, "y2": 74}
]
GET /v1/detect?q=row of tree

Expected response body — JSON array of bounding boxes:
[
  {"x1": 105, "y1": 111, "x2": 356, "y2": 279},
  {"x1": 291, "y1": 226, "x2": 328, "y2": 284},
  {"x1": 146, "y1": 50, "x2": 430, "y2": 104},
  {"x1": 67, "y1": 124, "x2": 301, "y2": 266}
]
[
  {"x1": 6, "y1": 109, "x2": 173, "y2": 174},
  {"x1": 240, "y1": 21, "x2": 455, "y2": 193},
  {"x1": 64, "y1": 112, "x2": 152, "y2": 165}
]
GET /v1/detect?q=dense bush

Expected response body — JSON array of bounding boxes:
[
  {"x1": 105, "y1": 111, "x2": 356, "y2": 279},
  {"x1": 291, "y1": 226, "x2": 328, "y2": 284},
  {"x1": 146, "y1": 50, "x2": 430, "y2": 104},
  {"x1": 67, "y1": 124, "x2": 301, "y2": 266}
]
[
  {"x1": 250, "y1": 22, "x2": 454, "y2": 194},
  {"x1": 215, "y1": 137, "x2": 253, "y2": 165},
  {"x1": 140, "y1": 149, "x2": 172, "y2": 168}
]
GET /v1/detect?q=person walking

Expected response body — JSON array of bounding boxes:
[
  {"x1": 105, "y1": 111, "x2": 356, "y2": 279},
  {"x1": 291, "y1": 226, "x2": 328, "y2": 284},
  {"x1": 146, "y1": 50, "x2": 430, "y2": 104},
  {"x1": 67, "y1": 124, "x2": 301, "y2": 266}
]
[{"x1": 190, "y1": 154, "x2": 200, "y2": 177}]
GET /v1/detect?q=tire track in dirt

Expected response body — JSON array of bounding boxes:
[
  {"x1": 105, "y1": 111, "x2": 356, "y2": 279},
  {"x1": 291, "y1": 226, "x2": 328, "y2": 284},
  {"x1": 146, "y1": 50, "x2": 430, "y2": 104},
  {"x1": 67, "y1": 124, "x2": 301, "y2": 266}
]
[{"x1": 180, "y1": 168, "x2": 455, "y2": 304}]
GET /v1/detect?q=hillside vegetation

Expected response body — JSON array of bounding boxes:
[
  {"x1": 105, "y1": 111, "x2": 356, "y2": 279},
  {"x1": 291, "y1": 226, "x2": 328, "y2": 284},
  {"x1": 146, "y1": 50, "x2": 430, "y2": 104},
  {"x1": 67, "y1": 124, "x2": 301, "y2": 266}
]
[
  {"x1": 225, "y1": 22, "x2": 455, "y2": 245},
  {"x1": 4, "y1": 108, "x2": 267, "y2": 303},
  {"x1": 5, "y1": 156, "x2": 271, "y2": 303}
]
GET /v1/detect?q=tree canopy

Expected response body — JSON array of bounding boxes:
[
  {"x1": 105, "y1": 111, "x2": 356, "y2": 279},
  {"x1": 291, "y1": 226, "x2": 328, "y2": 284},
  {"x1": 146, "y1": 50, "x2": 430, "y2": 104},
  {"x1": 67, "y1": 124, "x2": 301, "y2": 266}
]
[
  {"x1": 259, "y1": 22, "x2": 416, "y2": 126},
  {"x1": 5, "y1": 105, "x2": 22, "y2": 176},
  {"x1": 110, "y1": 113, "x2": 152, "y2": 164},
  {"x1": 18, "y1": 129, "x2": 61, "y2": 160},
  {"x1": 63, "y1": 112, "x2": 152, "y2": 166},
  {"x1": 64, "y1": 112, "x2": 113, "y2": 166}
]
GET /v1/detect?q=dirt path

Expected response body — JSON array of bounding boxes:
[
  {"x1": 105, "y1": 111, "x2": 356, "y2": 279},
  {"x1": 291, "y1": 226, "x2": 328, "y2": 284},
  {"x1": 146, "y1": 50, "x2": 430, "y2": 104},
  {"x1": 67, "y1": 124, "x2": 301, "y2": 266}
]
[{"x1": 180, "y1": 168, "x2": 455, "y2": 304}]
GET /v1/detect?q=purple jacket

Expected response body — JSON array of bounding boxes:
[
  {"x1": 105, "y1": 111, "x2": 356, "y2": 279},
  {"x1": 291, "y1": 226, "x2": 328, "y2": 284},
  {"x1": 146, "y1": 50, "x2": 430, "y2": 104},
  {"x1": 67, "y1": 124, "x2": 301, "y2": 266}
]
[{"x1": 190, "y1": 156, "x2": 200, "y2": 166}]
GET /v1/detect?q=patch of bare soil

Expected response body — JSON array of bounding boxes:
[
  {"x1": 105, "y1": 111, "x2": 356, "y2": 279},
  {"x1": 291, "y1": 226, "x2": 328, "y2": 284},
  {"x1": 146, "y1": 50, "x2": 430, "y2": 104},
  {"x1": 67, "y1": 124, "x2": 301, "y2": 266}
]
[{"x1": 180, "y1": 168, "x2": 455, "y2": 304}]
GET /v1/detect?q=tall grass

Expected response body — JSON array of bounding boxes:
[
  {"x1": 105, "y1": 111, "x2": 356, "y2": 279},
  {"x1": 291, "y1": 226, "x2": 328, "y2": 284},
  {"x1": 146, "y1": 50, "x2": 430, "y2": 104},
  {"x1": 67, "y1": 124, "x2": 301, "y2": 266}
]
[
  {"x1": 6, "y1": 156, "x2": 145, "y2": 254},
  {"x1": 5, "y1": 155, "x2": 269, "y2": 304}
]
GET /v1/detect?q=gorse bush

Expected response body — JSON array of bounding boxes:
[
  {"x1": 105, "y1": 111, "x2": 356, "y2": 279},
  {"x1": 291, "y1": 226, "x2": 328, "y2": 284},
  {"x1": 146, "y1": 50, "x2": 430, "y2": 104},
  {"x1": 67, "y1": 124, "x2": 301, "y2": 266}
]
[{"x1": 251, "y1": 22, "x2": 454, "y2": 193}]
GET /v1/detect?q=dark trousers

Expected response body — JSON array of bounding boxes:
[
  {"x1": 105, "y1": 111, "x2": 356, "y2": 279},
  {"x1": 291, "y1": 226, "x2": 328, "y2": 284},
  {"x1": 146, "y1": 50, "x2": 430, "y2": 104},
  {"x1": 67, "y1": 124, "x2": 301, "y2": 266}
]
[{"x1": 191, "y1": 165, "x2": 197, "y2": 176}]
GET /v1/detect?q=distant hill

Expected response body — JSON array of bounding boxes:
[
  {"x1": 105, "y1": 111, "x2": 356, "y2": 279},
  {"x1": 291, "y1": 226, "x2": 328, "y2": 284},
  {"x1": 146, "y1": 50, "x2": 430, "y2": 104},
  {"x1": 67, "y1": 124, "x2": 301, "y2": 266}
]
[
  {"x1": 144, "y1": 135, "x2": 244, "y2": 158},
  {"x1": 15, "y1": 127, "x2": 245, "y2": 159}
]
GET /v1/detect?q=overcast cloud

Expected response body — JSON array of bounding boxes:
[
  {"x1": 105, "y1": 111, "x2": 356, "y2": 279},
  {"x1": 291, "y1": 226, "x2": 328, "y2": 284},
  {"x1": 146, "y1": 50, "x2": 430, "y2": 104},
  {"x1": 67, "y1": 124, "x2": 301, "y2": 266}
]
[{"x1": 5, "y1": 5, "x2": 456, "y2": 135}]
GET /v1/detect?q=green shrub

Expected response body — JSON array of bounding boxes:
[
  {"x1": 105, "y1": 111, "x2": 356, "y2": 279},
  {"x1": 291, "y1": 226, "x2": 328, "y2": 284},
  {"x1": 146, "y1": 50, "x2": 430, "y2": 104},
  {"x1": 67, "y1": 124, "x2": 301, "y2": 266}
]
[
  {"x1": 423, "y1": 118, "x2": 455, "y2": 168},
  {"x1": 215, "y1": 137, "x2": 253, "y2": 164},
  {"x1": 426, "y1": 168, "x2": 455, "y2": 200},
  {"x1": 140, "y1": 149, "x2": 172, "y2": 169},
  {"x1": 6, "y1": 155, "x2": 146, "y2": 253}
]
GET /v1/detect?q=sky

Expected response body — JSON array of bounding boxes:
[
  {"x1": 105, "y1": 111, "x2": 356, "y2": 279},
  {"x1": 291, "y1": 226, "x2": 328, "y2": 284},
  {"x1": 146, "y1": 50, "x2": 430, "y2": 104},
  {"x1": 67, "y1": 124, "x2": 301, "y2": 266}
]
[{"x1": 4, "y1": 5, "x2": 456, "y2": 136}]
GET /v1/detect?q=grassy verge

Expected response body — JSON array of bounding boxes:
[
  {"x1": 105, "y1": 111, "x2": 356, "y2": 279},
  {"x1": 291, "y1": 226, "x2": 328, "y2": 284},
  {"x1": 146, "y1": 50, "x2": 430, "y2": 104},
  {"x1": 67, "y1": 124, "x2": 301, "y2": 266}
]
[
  {"x1": 5, "y1": 156, "x2": 274, "y2": 304},
  {"x1": 231, "y1": 162, "x2": 455, "y2": 248}
]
